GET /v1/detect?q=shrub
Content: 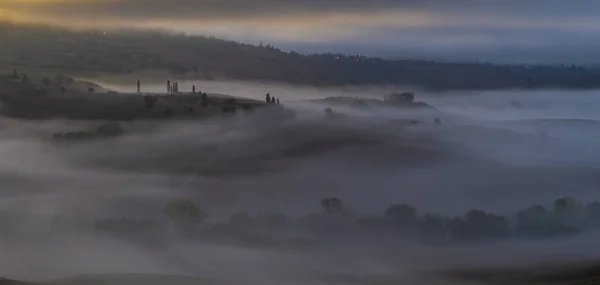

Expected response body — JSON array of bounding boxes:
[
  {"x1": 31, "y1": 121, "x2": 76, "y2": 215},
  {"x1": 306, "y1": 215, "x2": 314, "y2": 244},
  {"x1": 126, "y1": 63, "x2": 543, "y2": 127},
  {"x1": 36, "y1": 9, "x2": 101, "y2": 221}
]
[
  {"x1": 163, "y1": 198, "x2": 208, "y2": 224},
  {"x1": 321, "y1": 197, "x2": 344, "y2": 214},
  {"x1": 96, "y1": 122, "x2": 124, "y2": 137},
  {"x1": 516, "y1": 205, "x2": 552, "y2": 237}
]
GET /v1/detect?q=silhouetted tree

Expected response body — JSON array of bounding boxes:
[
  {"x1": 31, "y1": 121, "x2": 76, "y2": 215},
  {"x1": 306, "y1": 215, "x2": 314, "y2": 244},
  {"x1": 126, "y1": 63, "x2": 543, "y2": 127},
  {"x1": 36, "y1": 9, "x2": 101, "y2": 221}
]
[
  {"x1": 222, "y1": 98, "x2": 237, "y2": 113},
  {"x1": 163, "y1": 198, "x2": 208, "y2": 224},
  {"x1": 192, "y1": 85, "x2": 196, "y2": 94},
  {"x1": 464, "y1": 210, "x2": 510, "y2": 239},
  {"x1": 266, "y1": 93, "x2": 271, "y2": 103},
  {"x1": 553, "y1": 197, "x2": 586, "y2": 234},
  {"x1": 96, "y1": 122, "x2": 124, "y2": 137},
  {"x1": 276, "y1": 98, "x2": 280, "y2": 105},
  {"x1": 221, "y1": 106, "x2": 237, "y2": 113},
  {"x1": 385, "y1": 204, "x2": 417, "y2": 229},
  {"x1": 516, "y1": 205, "x2": 552, "y2": 238},
  {"x1": 447, "y1": 217, "x2": 468, "y2": 240},
  {"x1": 137, "y1": 80, "x2": 141, "y2": 93},
  {"x1": 586, "y1": 201, "x2": 600, "y2": 229},
  {"x1": 167, "y1": 80, "x2": 171, "y2": 93},
  {"x1": 419, "y1": 214, "x2": 448, "y2": 242},
  {"x1": 321, "y1": 197, "x2": 344, "y2": 214}
]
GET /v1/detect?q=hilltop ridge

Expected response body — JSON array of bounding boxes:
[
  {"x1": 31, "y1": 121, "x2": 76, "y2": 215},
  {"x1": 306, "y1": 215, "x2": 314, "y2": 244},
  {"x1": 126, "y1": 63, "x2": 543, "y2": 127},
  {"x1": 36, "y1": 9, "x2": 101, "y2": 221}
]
[{"x1": 2, "y1": 22, "x2": 600, "y2": 90}]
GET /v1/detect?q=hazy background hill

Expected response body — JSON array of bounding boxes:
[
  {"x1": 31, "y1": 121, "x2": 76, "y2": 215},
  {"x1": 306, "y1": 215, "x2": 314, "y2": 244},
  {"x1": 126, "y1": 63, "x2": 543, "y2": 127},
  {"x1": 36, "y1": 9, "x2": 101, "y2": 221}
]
[{"x1": 2, "y1": 21, "x2": 600, "y2": 90}]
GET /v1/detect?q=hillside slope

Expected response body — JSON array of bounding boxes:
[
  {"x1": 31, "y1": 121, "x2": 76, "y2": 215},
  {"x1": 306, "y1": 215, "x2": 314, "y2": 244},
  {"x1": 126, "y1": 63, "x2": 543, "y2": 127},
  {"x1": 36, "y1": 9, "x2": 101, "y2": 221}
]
[{"x1": 2, "y1": 22, "x2": 600, "y2": 90}]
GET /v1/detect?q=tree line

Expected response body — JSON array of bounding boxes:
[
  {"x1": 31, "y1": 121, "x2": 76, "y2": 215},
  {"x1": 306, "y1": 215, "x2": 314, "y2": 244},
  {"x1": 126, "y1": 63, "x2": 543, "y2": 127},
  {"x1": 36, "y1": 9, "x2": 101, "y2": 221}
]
[
  {"x1": 83, "y1": 196, "x2": 600, "y2": 245},
  {"x1": 4, "y1": 23, "x2": 600, "y2": 90}
]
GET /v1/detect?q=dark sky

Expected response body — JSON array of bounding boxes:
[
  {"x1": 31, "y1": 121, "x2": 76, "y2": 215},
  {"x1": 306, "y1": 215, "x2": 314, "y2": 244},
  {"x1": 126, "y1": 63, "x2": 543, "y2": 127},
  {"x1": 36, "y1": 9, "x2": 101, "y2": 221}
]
[{"x1": 3, "y1": 0, "x2": 600, "y2": 64}]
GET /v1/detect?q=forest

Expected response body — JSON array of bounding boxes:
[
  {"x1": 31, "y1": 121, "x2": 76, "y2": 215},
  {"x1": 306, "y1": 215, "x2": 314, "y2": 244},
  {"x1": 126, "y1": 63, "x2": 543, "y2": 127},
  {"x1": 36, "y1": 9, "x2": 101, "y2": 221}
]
[
  {"x1": 2, "y1": 21, "x2": 600, "y2": 90},
  {"x1": 30, "y1": 195, "x2": 600, "y2": 248}
]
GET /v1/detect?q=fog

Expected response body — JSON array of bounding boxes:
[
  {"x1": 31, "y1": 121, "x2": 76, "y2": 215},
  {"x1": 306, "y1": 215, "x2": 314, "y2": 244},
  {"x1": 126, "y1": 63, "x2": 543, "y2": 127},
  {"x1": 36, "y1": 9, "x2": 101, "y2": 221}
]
[{"x1": 2, "y1": 80, "x2": 600, "y2": 284}]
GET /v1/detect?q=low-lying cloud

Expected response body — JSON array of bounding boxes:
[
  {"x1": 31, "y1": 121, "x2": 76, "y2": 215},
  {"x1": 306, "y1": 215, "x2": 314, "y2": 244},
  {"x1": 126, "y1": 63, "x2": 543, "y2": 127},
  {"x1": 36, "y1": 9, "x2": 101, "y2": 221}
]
[{"x1": 2, "y1": 81, "x2": 600, "y2": 283}]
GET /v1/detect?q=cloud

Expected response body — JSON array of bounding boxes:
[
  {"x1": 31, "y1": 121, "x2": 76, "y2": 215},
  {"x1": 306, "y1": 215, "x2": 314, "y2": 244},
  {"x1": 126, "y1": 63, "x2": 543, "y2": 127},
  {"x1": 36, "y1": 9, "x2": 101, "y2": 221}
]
[
  {"x1": 3, "y1": 0, "x2": 600, "y2": 63},
  {"x1": 3, "y1": 0, "x2": 600, "y2": 22}
]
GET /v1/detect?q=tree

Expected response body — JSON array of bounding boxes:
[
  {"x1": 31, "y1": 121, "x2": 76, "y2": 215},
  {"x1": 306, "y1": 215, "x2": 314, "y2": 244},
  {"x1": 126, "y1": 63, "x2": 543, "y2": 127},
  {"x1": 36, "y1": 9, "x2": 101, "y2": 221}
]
[
  {"x1": 192, "y1": 85, "x2": 196, "y2": 94},
  {"x1": 586, "y1": 201, "x2": 600, "y2": 228},
  {"x1": 384, "y1": 204, "x2": 417, "y2": 228},
  {"x1": 447, "y1": 217, "x2": 468, "y2": 240},
  {"x1": 464, "y1": 209, "x2": 510, "y2": 239},
  {"x1": 137, "y1": 80, "x2": 141, "y2": 93},
  {"x1": 167, "y1": 80, "x2": 171, "y2": 93},
  {"x1": 163, "y1": 198, "x2": 208, "y2": 224},
  {"x1": 276, "y1": 98, "x2": 280, "y2": 105},
  {"x1": 419, "y1": 214, "x2": 448, "y2": 242},
  {"x1": 553, "y1": 197, "x2": 586, "y2": 234},
  {"x1": 516, "y1": 205, "x2": 551, "y2": 238},
  {"x1": 265, "y1": 93, "x2": 271, "y2": 103},
  {"x1": 321, "y1": 197, "x2": 343, "y2": 214},
  {"x1": 96, "y1": 122, "x2": 124, "y2": 137}
]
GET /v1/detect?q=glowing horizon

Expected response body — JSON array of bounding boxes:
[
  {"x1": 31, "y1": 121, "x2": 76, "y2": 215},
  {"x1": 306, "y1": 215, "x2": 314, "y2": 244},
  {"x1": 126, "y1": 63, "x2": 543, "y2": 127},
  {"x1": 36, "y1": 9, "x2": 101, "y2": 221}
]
[{"x1": 2, "y1": 0, "x2": 600, "y2": 63}]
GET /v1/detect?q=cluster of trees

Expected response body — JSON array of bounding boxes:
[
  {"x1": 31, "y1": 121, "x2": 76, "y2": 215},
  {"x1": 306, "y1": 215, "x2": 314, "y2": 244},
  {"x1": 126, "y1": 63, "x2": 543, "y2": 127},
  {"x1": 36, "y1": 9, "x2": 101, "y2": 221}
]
[
  {"x1": 265, "y1": 93, "x2": 280, "y2": 105},
  {"x1": 7, "y1": 69, "x2": 30, "y2": 84},
  {"x1": 52, "y1": 122, "x2": 124, "y2": 141},
  {"x1": 86, "y1": 196, "x2": 600, "y2": 245},
  {"x1": 5, "y1": 23, "x2": 600, "y2": 90},
  {"x1": 166, "y1": 80, "x2": 179, "y2": 93}
]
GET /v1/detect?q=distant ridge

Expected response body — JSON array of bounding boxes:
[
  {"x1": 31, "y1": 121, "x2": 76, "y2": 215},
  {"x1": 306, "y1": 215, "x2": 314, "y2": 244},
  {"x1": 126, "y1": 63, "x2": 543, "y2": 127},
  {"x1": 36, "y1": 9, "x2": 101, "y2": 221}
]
[{"x1": 2, "y1": 21, "x2": 600, "y2": 90}]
